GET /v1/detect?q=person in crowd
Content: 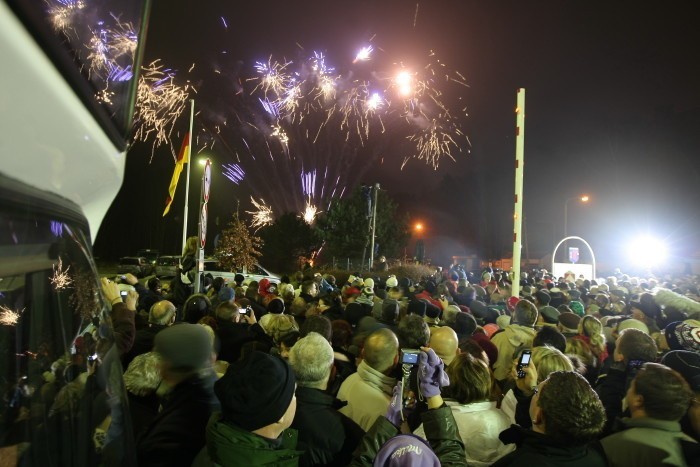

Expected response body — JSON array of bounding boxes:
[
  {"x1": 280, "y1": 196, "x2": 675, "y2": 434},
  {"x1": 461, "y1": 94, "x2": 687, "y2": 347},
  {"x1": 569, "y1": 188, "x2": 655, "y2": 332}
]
[
  {"x1": 491, "y1": 299, "x2": 538, "y2": 384},
  {"x1": 532, "y1": 326, "x2": 567, "y2": 353},
  {"x1": 289, "y1": 332, "x2": 364, "y2": 466},
  {"x1": 595, "y1": 327, "x2": 658, "y2": 435},
  {"x1": 661, "y1": 350, "x2": 700, "y2": 443},
  {"x1": 601, "y1": 363, "x2": 696, "y2": 466},
  {"x1": 338, "y1": 328, "x2": 399, "y2": 431},
  {"x1": 414, "y1": 351, "x2": 514, "y2": 465},
  {"x1": 317, "y1": 292, "x2": 344, "y2": 321},
  {"x1": 300, "y1": 314, "x2": 332, "y2": 342},
  {"x1": 183, "y1": 293, "x2": 212, "y2": 324},
  {"x1": 396, "y1": 314, "x2": 431, "y2": 351},
  {"x1": 494, "y1": 368, "x2": 607, "y2": 466},
  {"x1": 123, "y1": 352, "x2": 162, "y2": 437},
  {"x1": 199, "y1": 351, "x2": 302, "y2": 466},
  {"x1": 123, "y1": 300, "x2": 176, "y2": 367},
  {"x1": 350, "y1": 348, "x2": 467, "y2": 466},
  {"x1": 137, "y1": 324, "x2": 219, "y2": 467},
  {"x1": 429, "y1": 326, "x2": 460, "y2": 367},
  {"x1": 566, "y1": 315, "x2": 608, "y2": 385},
  {"x1": 629, "y1": 293, "x2": 663, "y2": 348},
  {"x1": 215, "y1": 301, "x2": 256, "y2": 363},
  {"x1": 122, "y1": 273, "x2": 164, "y2": 315}
]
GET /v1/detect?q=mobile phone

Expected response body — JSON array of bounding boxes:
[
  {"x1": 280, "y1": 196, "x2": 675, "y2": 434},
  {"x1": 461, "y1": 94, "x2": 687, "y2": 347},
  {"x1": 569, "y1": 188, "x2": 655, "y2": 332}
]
[
  {"x1": 120, "y1": 290, "x2": 128, "y2": 298},
  {"x1": 88, "y1": 353, "x2": 98, "y2": 362},
  {"x1": 400, "y1": 349, "x2": 420, "y2": 366},
  {"x1": 517, "y1": 349, "x2": 531, "y2": 379},
  {"x1": 244, "y1": 306, "x2": 252, "y2": 315}
]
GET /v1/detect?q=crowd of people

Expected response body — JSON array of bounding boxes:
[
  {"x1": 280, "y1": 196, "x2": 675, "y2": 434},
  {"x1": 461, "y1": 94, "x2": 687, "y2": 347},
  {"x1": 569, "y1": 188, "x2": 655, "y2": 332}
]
[{"x1": 19, "y1": 238, "x2": 700, "y2": 466}]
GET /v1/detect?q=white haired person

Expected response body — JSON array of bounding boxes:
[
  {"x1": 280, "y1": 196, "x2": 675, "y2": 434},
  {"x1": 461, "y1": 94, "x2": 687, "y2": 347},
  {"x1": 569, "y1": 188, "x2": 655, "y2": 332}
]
[{"x1": 289, "y1": 332, "x2": 364, "y2": 466}]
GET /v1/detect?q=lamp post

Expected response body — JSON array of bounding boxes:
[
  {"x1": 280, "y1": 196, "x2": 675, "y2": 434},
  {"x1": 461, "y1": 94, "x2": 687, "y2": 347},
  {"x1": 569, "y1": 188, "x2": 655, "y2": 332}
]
[
  {"x1": 414, "y1": 222, "x2": 425, "y2": 263},
  {"x1": 563, "y1": 195, "x2": 589, "y2": 237}
]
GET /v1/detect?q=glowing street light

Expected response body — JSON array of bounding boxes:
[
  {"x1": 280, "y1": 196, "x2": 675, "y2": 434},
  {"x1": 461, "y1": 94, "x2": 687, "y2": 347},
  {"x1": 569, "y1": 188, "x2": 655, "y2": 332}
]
[
  {"x1": 414, "y1": 222, "x2": 424, "y2": 233},
  {"x1": 564, "y1": 195, "x2": 590, "y2": 237}
]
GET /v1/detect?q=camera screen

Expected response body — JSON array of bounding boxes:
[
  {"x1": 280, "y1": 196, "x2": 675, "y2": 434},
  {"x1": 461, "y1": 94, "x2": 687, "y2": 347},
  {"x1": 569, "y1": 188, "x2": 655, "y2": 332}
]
[
  {"x1": 402, "y1": 351, "x2": 419, "y2": 364},
  {"x1": 120, "y1": 290, "x2": 128, "y2": 297}
]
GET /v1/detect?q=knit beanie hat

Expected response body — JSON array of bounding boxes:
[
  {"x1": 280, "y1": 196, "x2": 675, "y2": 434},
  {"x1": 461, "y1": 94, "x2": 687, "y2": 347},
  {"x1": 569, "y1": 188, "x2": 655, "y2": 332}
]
[
  {"x1": 373, "y1": 434, "x2": 440, "y2": 467},
  {"x1": 569, "y1": 300, "x2": 585, "y2": 317},
  {"x1": 407, "y1": 300, "x2": 427, "y2": 317},
  {"x1": 661, "y1": 350, "x2": 700, "y2": 392},
  {"x1": 154, "y1": 323, "x2": 212, "y2": 371},
  {"x1": 267, "y1": 297, "x2": 285, "y2": 314},
  {"x1": 218, "y1": 286, "x2": 235, "y2": 303},
  {"x1": 385, "y1": 275, "x2": 398, "y2": 288},
  {"x1": 664, "y1": 320, "x2": 700, "y2": 353},
  {"x1": 215, "y1": 351, "x2": 296, "y2": 431},
  {"x1": 616, "y1": 318, "x2": 649, "y2": 335},
  {"x1": 364, "y1": 278, "x2": 375, "y2": 290},
  {"x1": 455, "y1": 312, "x2": 477, "y2": 336}
]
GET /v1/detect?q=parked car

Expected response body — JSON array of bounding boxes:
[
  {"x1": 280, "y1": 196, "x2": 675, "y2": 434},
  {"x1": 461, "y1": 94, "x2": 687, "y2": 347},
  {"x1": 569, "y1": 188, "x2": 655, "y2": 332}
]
[
  {"x1": 202, "y1": 259, "x2": 280, "y2": 285},
  {"x1": 118, "y1": 256, "x2": 154, "y2": 278},
  {"x1": 137, "y1": 248, "x2": 160, "y2": 266},
  {"x1": 155, "y1": 255, "x2": 180, "y2": 278}
]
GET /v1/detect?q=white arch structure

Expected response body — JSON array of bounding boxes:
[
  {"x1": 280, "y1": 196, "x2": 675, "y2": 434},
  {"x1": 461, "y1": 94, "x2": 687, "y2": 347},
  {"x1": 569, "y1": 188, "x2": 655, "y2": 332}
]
[{"x1": 551, "y1": 236, "x2": 597, "y2": 279}]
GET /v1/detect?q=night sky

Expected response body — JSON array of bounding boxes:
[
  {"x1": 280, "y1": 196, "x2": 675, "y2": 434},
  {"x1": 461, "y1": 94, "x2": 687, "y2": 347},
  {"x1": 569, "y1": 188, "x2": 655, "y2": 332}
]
[{"x1": 94, "y1": 1, "x2": 700, "y2": 272}]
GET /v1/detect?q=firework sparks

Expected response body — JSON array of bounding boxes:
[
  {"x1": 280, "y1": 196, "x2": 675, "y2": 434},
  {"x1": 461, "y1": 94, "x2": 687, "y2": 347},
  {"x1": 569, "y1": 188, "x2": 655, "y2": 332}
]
[
  {"x1": 133, "y1": 60, "x2": 192, "y2": 156},
  {"x1": 222, "y1": 163, "x2": 245, "y2": 184},
  {"x1": 395, "y1": 70, "x2": 414, "y2": 97},
  {"x1": 353, "y1": 45, "x2": 374, "y2": 63},
  {"x1": 50, "y1": 257, "x2": 73, "y2": 291},
  {"x1": 301, "y1": 202, "x2": 320, "y2": 224},
  {"x1": 0, "y1": 306, "x2": 23, "y2": 326},
  {"x1": 365, "y1": 92, "x2": 384, "y2": 112},
  {"x1": 271, "y1": 125, "x2": 289, "y2": 145},
  {"x1": 247, "y1": 197, "x2": 274, "y2": 232},
  {"x1": 48, "y1": 0, "x2": 86, "y2": 32}
]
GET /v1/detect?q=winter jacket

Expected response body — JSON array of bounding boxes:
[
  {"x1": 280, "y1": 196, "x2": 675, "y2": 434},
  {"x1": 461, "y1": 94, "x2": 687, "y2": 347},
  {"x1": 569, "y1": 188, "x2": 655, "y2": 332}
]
[
  {"x1": 204, "y1": 413, "x2": 303, "y2": 466},
  {"x1": 136, "y1": 375, "x2": 220, "y2": 467},
  {"x1": 292, "y1": 386, "x2": 365, "y2": 467},
  {"x1": 350, "y1": 405, "x2": 467, "y2": 466},
  {"x1": 493, "y1": 425, "x2": 607, "y2": 467},
  {"x1": 338, "y1": 360, "x2": 396, "y2": 431},
  {"x1": 413, "y1": 400, "x2": 514, "y2": 466},
  {"x1": 491, "y1": 324, "x2": 537, "y2": 381},
  {"x1": 601, "y1": 417, "x2": 698, "y2": 467}
]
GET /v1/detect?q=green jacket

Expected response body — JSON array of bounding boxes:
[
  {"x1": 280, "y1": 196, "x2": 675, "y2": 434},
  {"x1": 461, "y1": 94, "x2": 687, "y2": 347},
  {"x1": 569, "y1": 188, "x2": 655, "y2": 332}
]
[
  {"x1": 350, "y1": 406, "x2": 468, "y2": 466},
  {"x1": 601, "y1": 417, "x2": 697, "y2": 467},
  {"x1": 205, "y1": 413, "x2": 303, "y2": 466}
]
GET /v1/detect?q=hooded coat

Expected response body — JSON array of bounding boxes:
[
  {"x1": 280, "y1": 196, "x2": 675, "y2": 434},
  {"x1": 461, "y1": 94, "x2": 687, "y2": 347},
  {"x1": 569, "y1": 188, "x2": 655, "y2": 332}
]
[{"x1": 490, "y1": 324, "x2": 537, "y2": 381}]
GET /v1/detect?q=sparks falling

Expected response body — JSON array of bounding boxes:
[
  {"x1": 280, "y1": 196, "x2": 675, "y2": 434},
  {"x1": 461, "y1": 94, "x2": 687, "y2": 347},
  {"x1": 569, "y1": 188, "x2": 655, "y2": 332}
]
[
  {"x1": 247, "y1": 197, "x2": 274, "y2": 232},
  {"x1": 50, "y1": 257, "x2": 73, "y2": 291},
  {"x1": 301, "y1": 202, "x2": 319, "y2": 225}
]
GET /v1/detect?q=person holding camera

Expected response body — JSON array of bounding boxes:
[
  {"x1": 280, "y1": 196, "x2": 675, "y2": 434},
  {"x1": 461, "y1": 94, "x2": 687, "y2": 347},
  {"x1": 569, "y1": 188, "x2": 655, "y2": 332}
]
[
  {"x1": 594, "y1": 327, "x2": 657, "y2": 435},
  {"x1": 350, "y1": 347, "x2": 467, "y2": 466},
  {"x1": 494, "y1": 365, "x2": 607, "y2": 466}
]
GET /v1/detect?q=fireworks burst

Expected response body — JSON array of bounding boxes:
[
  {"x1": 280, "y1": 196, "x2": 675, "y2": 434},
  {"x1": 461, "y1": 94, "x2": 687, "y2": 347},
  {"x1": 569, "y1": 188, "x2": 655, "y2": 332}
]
[
  {"x1": 48, "y1": 0, "x2": 86, "y2": 32},
  {"x1": 246, "y1": 197, "x2": 274, "y2": 232},
  {"x1": 0, "y1": 306, "x2": 23, "y2": 326},
  {"x1": 222, "y1": 163, "x2": 245, "y2": 184},
  {"x1": 50, "y1": 257, "x2": 73, "y2": 291},
  {"x1": 353, "y1": 45, "x2": 374, "y2": 63},
  {"x1": 133, "y1": 60, "x2": 193, "y2": 157},
  {"x1": 301, "y1": 202, "x2": 320, "y2": 225}
]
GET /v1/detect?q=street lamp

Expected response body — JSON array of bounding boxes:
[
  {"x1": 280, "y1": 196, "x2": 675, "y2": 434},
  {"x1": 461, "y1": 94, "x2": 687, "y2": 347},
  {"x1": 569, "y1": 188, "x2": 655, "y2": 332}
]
[{"x1": 563, "y1": 195, "x2": 589, "y2": 237}]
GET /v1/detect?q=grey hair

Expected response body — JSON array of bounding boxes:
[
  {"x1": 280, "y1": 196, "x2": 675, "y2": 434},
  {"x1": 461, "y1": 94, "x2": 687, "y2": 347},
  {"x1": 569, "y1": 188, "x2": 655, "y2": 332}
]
[{"x1": 289, "y1": 332, "x2": 334, "y2": 389}]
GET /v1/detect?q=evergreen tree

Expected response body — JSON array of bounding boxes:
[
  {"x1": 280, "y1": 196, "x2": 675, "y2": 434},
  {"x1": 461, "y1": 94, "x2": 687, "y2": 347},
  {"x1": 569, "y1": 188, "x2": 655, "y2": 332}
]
[
  {"x1": 214, "y1": 213, "x2": 263, "y2": 271},
  {"x1": 317, "y1": 186, "x2": 410, "y2": 260},
  {"x1": 259, "y1": 213, "x2": 321, "y2": 273}
]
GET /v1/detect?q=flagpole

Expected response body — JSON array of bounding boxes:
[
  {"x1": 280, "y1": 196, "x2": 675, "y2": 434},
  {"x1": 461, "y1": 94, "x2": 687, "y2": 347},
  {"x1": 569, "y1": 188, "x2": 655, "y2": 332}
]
[{"x1": 182, "y1": 99, "x2": 195, "y2": 254}]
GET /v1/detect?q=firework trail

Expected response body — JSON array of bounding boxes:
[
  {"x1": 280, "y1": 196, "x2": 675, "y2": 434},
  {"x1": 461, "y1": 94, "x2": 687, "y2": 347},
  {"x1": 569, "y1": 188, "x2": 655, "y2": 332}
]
[{"x1": 222, "y1": 163, "x2": 245, "y2": 184}]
